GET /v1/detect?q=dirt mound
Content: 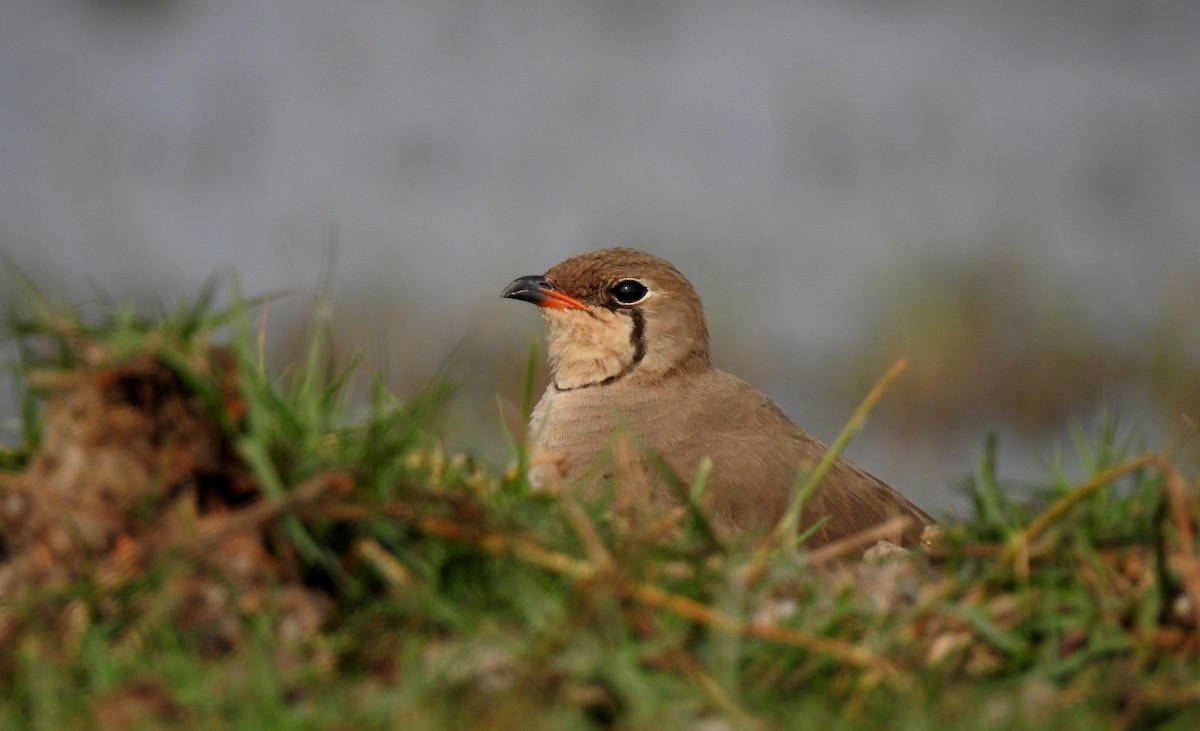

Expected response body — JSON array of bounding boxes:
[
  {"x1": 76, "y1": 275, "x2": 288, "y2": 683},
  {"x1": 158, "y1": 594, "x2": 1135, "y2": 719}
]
[{"x1": 0, "y1": 353, "x2": 329, "y2": 658}]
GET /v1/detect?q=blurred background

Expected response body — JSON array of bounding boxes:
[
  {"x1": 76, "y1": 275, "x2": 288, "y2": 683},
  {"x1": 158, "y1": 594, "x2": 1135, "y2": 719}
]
[{"x1": 2, "y1": 0, "x2": 1198, "y2": 515}]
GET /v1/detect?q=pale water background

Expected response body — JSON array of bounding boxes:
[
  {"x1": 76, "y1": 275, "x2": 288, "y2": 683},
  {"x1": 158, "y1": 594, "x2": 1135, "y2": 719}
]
[{"x1": 2, "y1": 0, "x2": 1198, "y2": 514}]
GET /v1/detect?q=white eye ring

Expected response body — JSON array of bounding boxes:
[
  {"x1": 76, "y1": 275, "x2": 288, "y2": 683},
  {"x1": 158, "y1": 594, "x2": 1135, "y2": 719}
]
[{"x1": 610, "y1": 279, "x2": 651, "y2": 305}]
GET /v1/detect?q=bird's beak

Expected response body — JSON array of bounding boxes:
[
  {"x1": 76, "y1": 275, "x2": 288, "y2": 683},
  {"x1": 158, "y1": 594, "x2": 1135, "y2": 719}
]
[{"x1": 502, "y1": 275, "x2": 588, "y2": 311}]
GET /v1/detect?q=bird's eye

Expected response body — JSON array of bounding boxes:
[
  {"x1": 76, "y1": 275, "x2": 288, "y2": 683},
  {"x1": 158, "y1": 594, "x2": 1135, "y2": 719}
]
[{"x1": 610, "y1": 279, "x2": 649, "y2": 305}]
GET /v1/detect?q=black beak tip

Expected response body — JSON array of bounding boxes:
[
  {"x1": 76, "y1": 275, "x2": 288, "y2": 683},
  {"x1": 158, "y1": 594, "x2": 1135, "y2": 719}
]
[{"x1": 502, "y1": 274, "x2": 550, "y2": 303}]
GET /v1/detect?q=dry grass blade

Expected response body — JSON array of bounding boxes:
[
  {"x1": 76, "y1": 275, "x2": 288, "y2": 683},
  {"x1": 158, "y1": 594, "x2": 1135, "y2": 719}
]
[
  {"x1": 996, "y1": 450, "x2": 1200, "y2": 633},
  {"x1": 740, "y1": 358, "x2": 909, "y2": 587},
  {"x1": 805, "y1": 516, "x2": 915, "y2": 567},
  {"x1": 997, "y1": 453, "x2": 1157, "y2": 577},
  {"x1": 673, "y1": 652, "x2": 765, "y2": 730},
  {"x1": 558, "y1": 494, "x2": 616, "y2": 573},
  {"x1": 327, "y1": 497, "x2": 894, "y2": 675},
  {"x1": 354, "y1": 538, "x2": 416, "y2": 589},
  {"x1": 774, "y1": 357, "x2": 910, "y2": 550}
]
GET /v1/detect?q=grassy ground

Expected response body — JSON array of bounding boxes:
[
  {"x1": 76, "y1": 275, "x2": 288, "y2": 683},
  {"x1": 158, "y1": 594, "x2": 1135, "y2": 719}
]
[{"x1": 1, "y1": 278, "x2": 1199, "y2": 731}]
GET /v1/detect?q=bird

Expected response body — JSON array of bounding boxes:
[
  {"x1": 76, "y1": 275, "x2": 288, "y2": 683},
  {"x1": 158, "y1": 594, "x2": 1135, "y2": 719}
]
[{"x1": 502, "y1": 247, "x2": 933, "y2": 547}]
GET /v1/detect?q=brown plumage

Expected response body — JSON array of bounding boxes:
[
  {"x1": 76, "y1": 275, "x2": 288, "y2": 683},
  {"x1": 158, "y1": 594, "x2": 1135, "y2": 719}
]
[{"x1": 502, "y1": 247, "x2": 933, "y2": 546}]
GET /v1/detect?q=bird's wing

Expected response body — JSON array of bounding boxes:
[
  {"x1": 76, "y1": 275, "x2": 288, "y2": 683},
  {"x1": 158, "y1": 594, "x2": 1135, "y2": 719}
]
[{"x1": 653, "y1": 371, "x2": 932, "y2": 545}]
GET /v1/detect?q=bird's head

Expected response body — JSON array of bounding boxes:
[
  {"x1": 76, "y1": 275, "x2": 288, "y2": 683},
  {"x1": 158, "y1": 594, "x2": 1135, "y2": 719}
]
[{"x1": 503, "y1": 247, "x2": 711, "y2": 390}]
